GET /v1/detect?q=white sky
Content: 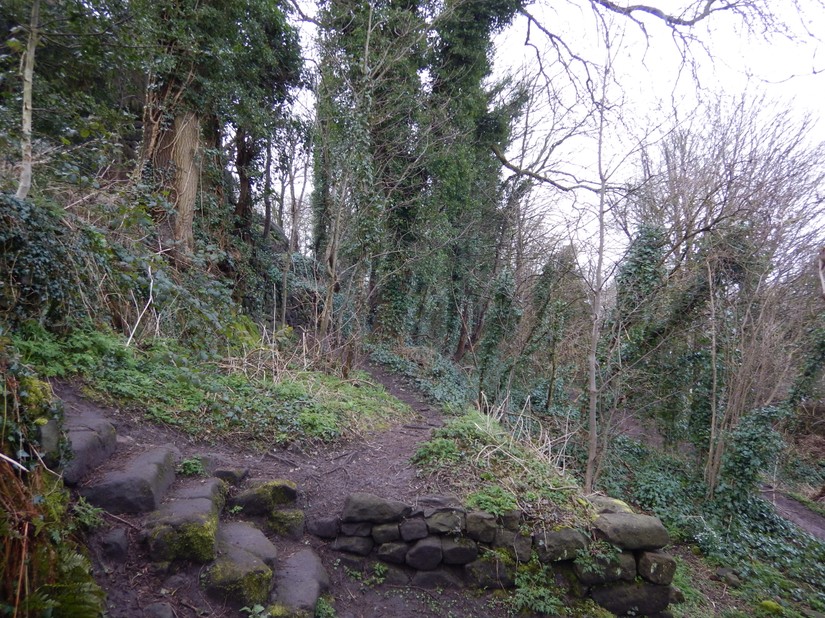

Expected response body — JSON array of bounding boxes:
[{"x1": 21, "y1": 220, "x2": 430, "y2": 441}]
[{"x1": 490, "y1": 1, "x2": 825, "y2": 274}]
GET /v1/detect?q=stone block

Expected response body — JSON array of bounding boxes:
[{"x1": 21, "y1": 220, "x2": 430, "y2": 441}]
[
  {"x1": 534, "y1": 528, "x2": 589, "y2": 562},
  {"x1": 332, "y1": 535, "x2": 374, "y2": 556},
  {"x1": 466, "y1": 511, "x2": 497, "y2": 543},
  {"x1": 426, "y1": 510, "x2": 465, "y2": 535},
  {"x1": 372, "y1": 523, "x2": 401, "y2": 544},
  {"x1": 638, "y1": 550, "x2": 677, "y2": 585},
  {"x1": 591, "y1": 581, "x2": 671, "y2": 616},
  {"x1": 465, "y1": 555, "x2": 516, "y2": 589},
  {"x1": 406, "y1": 536, "x2": 442, "y2": 570},
  {"x1": 377, "y1": 542, "x2": 409, "y2": 565},
  {"x1": 442, "y1": 537, "x2": 478, "y2": 565},
  {"x1": 493, "y1": 528, "x2": 532, "y2": 563},
  {"x1": 594, "y1": 513, "x2": 670, "y2": 550},
  {"x1": 400, "y1": 517, "x2": 428, "y2": 541},
  {"x1": 342, "y1": 492, "x2": 411, "y2": 523},
  {"x1": 307, "y1": 516, "x2": 340, "y2": 539}
]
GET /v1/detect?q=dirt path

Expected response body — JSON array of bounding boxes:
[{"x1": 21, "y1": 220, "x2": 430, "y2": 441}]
[
  {"x1": 55, "y1": 363, "x2": 499, "y2": 618},
  {"x1": 760, "y1": 488, "x2": 825, "y2": 541}
]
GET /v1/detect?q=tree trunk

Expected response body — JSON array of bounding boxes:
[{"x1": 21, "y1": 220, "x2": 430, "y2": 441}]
[{"x1": 16, "y1": 0, "x2": 40, "y2": 200}]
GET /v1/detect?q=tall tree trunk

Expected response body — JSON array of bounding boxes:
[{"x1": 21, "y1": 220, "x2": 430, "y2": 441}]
[
  {"x1": 263, "y1": 138, "x2": 273, "y2": 240},
  {"x1": 16, "y1": 0, "x2": 40, "y2": 200},
  {"x1": 235, "y1": 128, "x2": 255, "y2": 238}
]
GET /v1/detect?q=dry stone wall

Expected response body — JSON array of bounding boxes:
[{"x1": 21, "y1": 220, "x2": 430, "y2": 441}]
[{"x1": 311, "y1": 492, "x2": 679, "y2": 617}]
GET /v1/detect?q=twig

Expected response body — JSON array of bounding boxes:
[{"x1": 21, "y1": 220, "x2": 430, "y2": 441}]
[
  {"x1": 0, "y1": 452, "x2": 28, "y2": 473},
  {"x1": 126, "y1": 266, "x2": 154, "y2": 347},
  {"x1": 103, "y1": 511, "x2": 140, "y2": 531}
]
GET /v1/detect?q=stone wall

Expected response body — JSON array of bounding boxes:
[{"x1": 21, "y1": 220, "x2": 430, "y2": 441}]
[{"x1": 309, "y1": 492, "x2": 680, "y2": 617}]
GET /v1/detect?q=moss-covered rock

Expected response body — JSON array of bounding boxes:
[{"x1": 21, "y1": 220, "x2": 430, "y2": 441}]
[
  {"x1": 149, "y1": 510, "x2": 220, "y2": 562},
  {"x1": 268, "y1": 508, "x2": 305, "y2": 540},
  {"x1": 231, "y1": 480, "x2": 298, "y2": 515},
  {"x1": 204, "y1": 553, "x2": 273, "y2": 606},
  {"x1": 265, "y1": 603, "x2": 311, "y2": 618}
]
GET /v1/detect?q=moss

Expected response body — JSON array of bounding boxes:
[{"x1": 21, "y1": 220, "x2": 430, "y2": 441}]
[
  {"x1": 268, "y1": 509, "x2": 305, "y2": 538},
  {"x1": 150, "y1": 511, "x2": 219, "y2": 562},
  {"x1": 758, "y1": 600, "x2": 784, "y2": 615},
  {"x1": 18, "y1": 376, "x2": 54, "y2": 412},
  {"x1": 206, "y1": 559, "x2": 273, "y2": 606},
  {"x1": 265, "y1": 603, "x2": 311, "y2": 618}
]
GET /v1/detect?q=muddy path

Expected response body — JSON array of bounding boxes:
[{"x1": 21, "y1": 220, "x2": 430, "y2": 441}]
[
  {"x1": 760, "y1": 487, "x2": 825, "y2": 541},
  {"x1": 55, "y1": 363, "x2": 500, "y2": 618}
]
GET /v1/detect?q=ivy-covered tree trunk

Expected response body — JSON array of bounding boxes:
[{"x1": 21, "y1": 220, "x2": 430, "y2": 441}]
[{"x1": 15, "y1": 0, "x2": 40, "y2": 200}]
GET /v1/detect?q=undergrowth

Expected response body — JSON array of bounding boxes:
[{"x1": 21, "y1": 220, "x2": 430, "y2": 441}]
[
  {"x1": 10, "y1": 323, "x2": 409, "y2": 445},
  {"x1": 412, "y1": 408, "x2": 588, "y2": 527}
]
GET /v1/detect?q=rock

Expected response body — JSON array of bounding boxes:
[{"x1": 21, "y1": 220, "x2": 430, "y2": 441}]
[
  {"x1": 466, "y1": 512, "x2": 497, "y2": 543},
  {"x1": 499, "y1": 510, "x2": 522, "y2": 531},
  {"x1": 493, "y1": 529, "x2": 532, "y2": 563},
  {"x1": 230, "y1": 480, "x2": 298, "y2": 515},
  {"x1": 217, "y1": 521, "x2": 278, "y2": 567},
  {"x1": 143, "y1": 602, "x2": 175, "y2": 618},
  {"x1": 307, "y1": 516, "x2": 340, "y2": 539},
  {"x1": 441, "y1": 537, "x2": 478, "y2": 565},
  {"x1": 204, "y1": 545, "x2": 273, "y2": 607},
  {"x1": 332, "y1": 536, "x2": 374, "y2": 556},
  {"x1": 377, "y1": 542, "x2": 409, "y2": 565},
  {"x1": 593, "y1": 513, "x2": 670, "y2": 550},
  {"x1": 342, "y1": 492, "x2": 411, "y2": 523},
  {"x1": 372, "y1": 523, "x2": 401, "y2": 544},
  {"x1": 144, "y1": 478, "x2": 226, "y2": 562},
  {"x1": 406, "y1": 537, "x2": 442, "y2": 570},
  {"x1": 588, "y1": 496, "x2": 634, "y2": 514},
  {"x1": 80, "y1": 446, "x2": 178, "y2": 514},
  {"x1": 669, "y1": 585, "x2": 686, "y2": 604},
  {"x1": 271, "y1": 549, "x2": 330, "y2": 616},
  {"x1": 465, "y1": 555, "x2": 516, "y2": 589},
  {"x1": 714, "y1": 567, "x2": 741, "y2": 588},
  {"x1": 213, "y1": 468, "x2": 249, "y2": 485},
  {"x1": 399, "y1": 517, "x2": 429, "y2": 541},
  {"x1": 383, "y1": 565, "x2": 411, "y2": 585},
  {"x1": 415, "y1": 495, "x2": 463, "y2": 517},
  {"x1": 411, "y1": 568, "x2": 464, "y2": 589},
  {"x1": 591, "y1": 581, "x2": 671, "y2": 616},
  {"x1": 100, "y1": 527, "x2": 129, "y2": 561},
  {"x1": 534, "y1": 528, "x2": 589, "y2": 562},
  {"x1": 37, "y1": 419, "x2": 61, "y2": 467},
  {"x1": 426, "y1": 510, "x2": 465, "y2": 535},
  {"x1": 573, "y1": 551, "x2": 636, "y2": 586},
  {"x1": 638, "y1": 550, "x2": 677, "y2": 585},
  {"x1": 268, "y1": 509, "x2": 305, "y2": 540},
  {"x1": 341, "y1": 522, "x2": 372, "y2": 537},
  {"x1": 62, "y1": 414, "x2": 118, "y2": 486}
]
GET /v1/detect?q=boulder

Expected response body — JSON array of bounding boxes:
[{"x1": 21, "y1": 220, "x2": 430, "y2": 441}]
[
  {"x1": 342, "y1": 492, "x2": 411, "y2": 523},
  {"x1": 638, "y1": 550, "x2": 677, "y2": 585},
  {"x1": 341, "y1": 522, "x2": 372, "y2": 537},
  {"x1": 441, "y1": 537, "x2": 478, "y2": 565},
  {"x1": 377, "y1": 542, "x2": 410, "y2": 565},
  {"x1": 411, "y1": 568, "x2": 464, "y2": 589},
  {"x1": 80, "y1": 446, "x2": 178, "y2": 514},
  {"x1": 466, "y1": 511, "x2": 497, "y2": 543},
  {"x1": 426, "y1": 510, "x2": 465, "y2": 535},
  {"x1": 332, "y1": 536, "x2": 374, "y2": 556},
  {"x1": 591, "y1": 581, "x2": 671, "y2": 616},
  {"x1": 406, "y1": 537, "x2": 443, "y2": 570},
  {"x1": 465, "y1": 555, "x2": 516, "y2": 589},
  {"x1": 230, "y1": 480, "x2": 298, "y2": 515},
  {"x1": 144, "y1": 478, "x2": 226, "y2": 562},
  {"x1": 204, "y1": 550, "x2": 273, "y2": 607},
  {"x1": 270, "y1": 549, "x2": 330, "y2": 617},
  {"x1": 588, "y1": 496, "x2": 634, "y2": 514},
  {"x1": 63, "y1": 414, "x2": 118, "y2": 486},
  {"x1": 498, "y1": 510, "x2": 522, "y2": 531},
  {"x1": 217, "y1": 521, "x2": 278, "y2": 567},
  {"x1": 399, "y1": 517, "x2": 429, "y2": 541},
  {"x1": 493, "y1": 528, "x2": 532, "y2": 563},
  {"x1": 99, "y1": 527, "x2": 129, "y2": 562},
  {"x1": 372, "y1": 523, "x2": 401, "y2": 544},
  {"x1": 307, "y1": 516, "x2": 339, "y2": 539},
  {"x1": 534, "y1": 528, "x2": 589, "y2": 562},
  {"x1": 593, "y1": 513, "x2": 670, "y2": 550},
  {"x1": 573, "y1": 551, "x2": 636, "y2": 586},
  {"x1": 268, "y1": 509, "x2": 305, "y2": 540}
]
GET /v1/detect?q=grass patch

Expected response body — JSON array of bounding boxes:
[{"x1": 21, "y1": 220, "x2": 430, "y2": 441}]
[
  {"x1": 412, "y1": 408, "x2": 588, "y2": 527},
  {"x1": 12, "y1": 323, "x2": 411, "y2": 446}
]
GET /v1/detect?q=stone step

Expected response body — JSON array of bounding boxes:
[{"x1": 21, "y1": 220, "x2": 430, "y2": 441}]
[
  {"x1": 79, "y1": 446, "x2": 179, "y2": 514},
  {"x1": 269, "y1": 548, "x2": 329, "y2": 617},
  {"x1": 144, "y1": 477, "x2": 227, "y2": 563},
  {"x1": 62, "y1": 413, "x2": 117, "y2": 486},
  {"x1": 203, "y1": 521, "x2": 279, "y2": 607}
]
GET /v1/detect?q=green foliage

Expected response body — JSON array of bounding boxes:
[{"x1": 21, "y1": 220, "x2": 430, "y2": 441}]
[
  {"x1": 466, "y1": 485, "x2": 519, "y2": 517},
  {"x1": 574, "y1": 540, "x2": 620, "y2": 577},
  {"x1": 369, "y1": 344, "x2": 472, "y2": 412},
  {"x1": 510, "y1": 556, "x2": 567, "y2": 616},
  {"x1": 315, "y1": 596, "x2": 337, "y2": 618},
  {"x1": 177, "y1": 457, "x2": 207, "y2": 477},
  {"x1": 412, "y1": 438, "x2": 462, "y2": 472}
]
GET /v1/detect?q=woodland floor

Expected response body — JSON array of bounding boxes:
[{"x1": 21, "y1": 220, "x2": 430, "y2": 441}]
[
  {"x1": 54, "y1": 362, "x2": 825, "y2": 618},
  {"x1": 56, "y1": 362, "x2": 500, "y2": 618}
]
